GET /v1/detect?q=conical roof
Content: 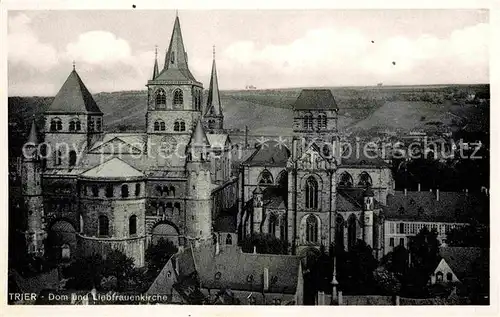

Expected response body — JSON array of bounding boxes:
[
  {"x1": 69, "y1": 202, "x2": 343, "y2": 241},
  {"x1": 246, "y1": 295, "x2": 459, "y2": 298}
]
[
  {"x1": 27, "y1": 119, "x2": 38, "y2": 144},
  {"x1": 188, "y1": 119, "x2": 210, "y2": 147},
  {"x1": 155, "y1": 16, "x2": 197, "y2": 82},
  {"x1": 47, "y1": 69, "x2": 102, "y2": 114},
  {"x1": 205, "y1": 58, "x2": 223, "y2": 117},
  {"x1": 152, "y1": 49, "x2": 159, "y2": 80}
]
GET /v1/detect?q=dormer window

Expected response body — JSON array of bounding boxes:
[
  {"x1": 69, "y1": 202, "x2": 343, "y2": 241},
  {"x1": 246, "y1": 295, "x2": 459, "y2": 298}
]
[{"x1": 170, "y1": 51, "x2": 175, "y2": 64}]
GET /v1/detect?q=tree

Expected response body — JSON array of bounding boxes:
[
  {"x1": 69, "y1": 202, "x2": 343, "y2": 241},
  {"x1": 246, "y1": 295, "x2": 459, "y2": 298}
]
[
  {"x1": 241, "y1": 233, "x2": 288, "y2": 255},
  {"x1": 102, "y1": 250, "x2": 135, "y2": 291},
  {"x1": 373, "y1": 267, "x2": 402, "y2": 295},
  {"x1": 64, "y1": 253, "x2": 105, "y2": 290},
  {"x1": 405, "y1": 227, "x2": 440, "y2": 296},
  {"x1": 446, "y1": 225, "x2": 489, "y2": 248},
  {"x1": 145, "y1": 238, "x2": 178, "y2": 277},
  {"x1": 382, "y1": 245, "x2": 409, "y2": 276},
  {"x1": 337, "y1": 239, "x2": 378, "y2": 294}
]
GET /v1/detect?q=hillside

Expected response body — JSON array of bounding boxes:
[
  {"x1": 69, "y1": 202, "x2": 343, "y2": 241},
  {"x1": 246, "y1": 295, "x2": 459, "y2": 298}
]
[{"x1": 8, "y1": 84, "x2": 489, "y2": 145}]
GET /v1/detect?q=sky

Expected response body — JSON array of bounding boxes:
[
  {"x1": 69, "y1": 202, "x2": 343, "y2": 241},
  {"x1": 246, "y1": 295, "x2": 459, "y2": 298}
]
[{"x1": 7, "y1": 9, "x2": 489, "y2": 96}]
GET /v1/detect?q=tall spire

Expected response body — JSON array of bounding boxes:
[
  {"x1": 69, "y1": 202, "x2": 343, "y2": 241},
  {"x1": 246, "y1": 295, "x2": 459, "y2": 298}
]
[
  {"x1": 164, "y1": 15, "x2": 189, "y2": 71},
  {"x1": 188, "y1": 119, "x2": 210, "y2": 148},
  {"x1": 152, "y1": 45, "x2": 159, "y2": 79},
  {"x1": 27, "y1": 117, "x2": 38, "y2": 145},
  {"x1": 205, "y1": 47, "x2": 222, "y2": 117}
]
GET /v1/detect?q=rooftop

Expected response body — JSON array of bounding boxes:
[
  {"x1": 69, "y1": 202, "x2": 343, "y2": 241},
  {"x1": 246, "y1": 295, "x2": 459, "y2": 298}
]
[{"x1": 292, "y1": 89, "x2": 338, "y2": 111}]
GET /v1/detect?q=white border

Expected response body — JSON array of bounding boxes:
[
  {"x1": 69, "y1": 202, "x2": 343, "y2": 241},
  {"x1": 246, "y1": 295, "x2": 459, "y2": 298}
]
[{"x1": 0, "y1": 1, "x2": 498, "y2": 316}]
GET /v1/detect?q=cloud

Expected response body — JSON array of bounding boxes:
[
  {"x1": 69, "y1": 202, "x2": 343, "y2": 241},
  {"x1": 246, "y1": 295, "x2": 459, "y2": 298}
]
[
  {"x1": 218, "y1": 22, "x2": 489, "y2": 88},
  {"x1": 65, "y1": 31, "x2": 133, "y2": 65},
  {"x1": 8, "y1": 13, "x2": 58, "y2": 72}
]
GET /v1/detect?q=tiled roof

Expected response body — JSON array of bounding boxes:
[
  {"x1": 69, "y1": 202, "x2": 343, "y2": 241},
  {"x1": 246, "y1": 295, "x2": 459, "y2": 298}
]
[
  {"x1": 188, "y1": 120, "x2": 210, "y2": 147},
  {"x1": 385, "y1": 191, "x2": 489, "y2": 223},
  {"x1": 47, "y1": 70, "x2": 102, "y2": 114},
  {"x1": 80, "y1": 157, "x2": 144, "y2": 179},
  {"x1": 207, "y1": 134, "x2": 229, "y2": 148},
  {"x1": 439, "y1": 247, "x2": 485, "y2": 280},
  {"x1": 191, "y1": 245, "x2": 301, "y2": 294},
  {"x1": 292, "y1": 89, "x2": 338, "y2": 111},
  {"x1": 336, "y1": 188, "x2": 383, "y2": 212},
  {"x1": 242, "y1": 141, "x2": 290, "y2": 167},
  {"x1": 339, "y1": 142, "x2": 390, "y2": 167}
]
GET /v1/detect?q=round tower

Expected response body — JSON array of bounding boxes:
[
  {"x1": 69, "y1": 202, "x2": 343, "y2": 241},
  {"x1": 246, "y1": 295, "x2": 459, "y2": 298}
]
[
  {"x1": 21, "y1": 120, "x2": 46, "y2": 255},
  {"x1": 185, "y1": 120, "x2": 212, "y2": 244}
]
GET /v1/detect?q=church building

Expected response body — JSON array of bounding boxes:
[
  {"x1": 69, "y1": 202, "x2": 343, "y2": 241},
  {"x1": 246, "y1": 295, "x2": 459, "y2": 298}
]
[{"x1": 21, "y1": 15, "x2": 237, "y2": 266}]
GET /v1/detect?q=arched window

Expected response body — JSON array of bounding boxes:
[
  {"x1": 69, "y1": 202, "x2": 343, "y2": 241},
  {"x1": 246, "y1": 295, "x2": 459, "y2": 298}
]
[
  {"x1": 258, "y1": 170, "x2": 274, "y2": 185},
  {"x1": 180, "y1": 121, "x2": 186, "y2": 131},
  {"x1": 208, "y1": 120, "x2": 215, "y2": 129},
  {"x1": 75, "y1": 120, "x2": 81, "y2": 131},
  {"x1": 339, "y1": 172, "x2": 353, "y2": 187},
  {"x1": 306, "y1": 215, "x2": 318, "y2": 243},
  {"x1": 173, "y1": 89, "x2": 183, "y2": 106},
  {"x1": 154, "y1": 121, "x2": 160, "y2": 131},
  {"x1": 121, "y1": 184, "x2": 129, "y2": 198},
  {"x1": 169, "y1": 186, "x2": 175, "y2": 197},
  {"x1": 318, "y1": 113, "x2": 327, "y2": 129},
  {"x1": 162, "y1": 186, "x2": 169, "y2": 196},
  {"x1": 155, "y1": 89, "x2": 166, "y2": 107},
  {"x1": 156, "y1": 185, "x2": 163, "y2": 196},
  {"x1": 92, "y1": 185, "x2": 99, "y2": 197},
  {"x1": 69, "y1": 121, "x2": 75, "y2": 131},
  {"x1": 174, "y1": 121, "x2": 180, "y2": 131},
  {"x1": 135, "y1": 183, "x2": 141, "y2": 196},
  {"x1": 98, "y1": 215, "x2": 109, "y2": 236},
  {"x1": 50, "y1": 118, "x2": 62, "y2": 131},
  {"x1": 68, "y1": 151, "x2": 77, "y2": 167},
  {"x1": 358, "y1": 172, "x2": 372, "y2": 187},
  {"x1": 226, "y1": 234, "x2": 232, "y2": 245},
  {"x1": 106, "y1": 184, "x2": 113, "y2": 198},
  {"x1": 305, "y1": 177, "x2": 318, "y2": 209},
  {"x1": 40, "y1": 144, "x2": 47, "y2": 169},
  {"x1": 269, "y1": 214, "x2": 277, "y2": 237},
  {"x1": 303, "y1": 113, "x2": 313, "y2": 130},
  {"x1": 160, "y1": 121, "x2": 166, "y2": 131},
  {"x1": 129, "y1": 215, "x2": 137, "y2": 235},
  {"x1": 55, "y1": 150, "x2": 62, "y2": 165}
]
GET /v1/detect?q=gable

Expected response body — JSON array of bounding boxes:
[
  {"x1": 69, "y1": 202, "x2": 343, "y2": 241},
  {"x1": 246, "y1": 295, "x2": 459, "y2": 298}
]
[
  {"x1": 80, "y1": 157, "x2": 144, "y2": 179},
  {"x1": 88, "y1": 137, "x2": 143, "y2": 155}
]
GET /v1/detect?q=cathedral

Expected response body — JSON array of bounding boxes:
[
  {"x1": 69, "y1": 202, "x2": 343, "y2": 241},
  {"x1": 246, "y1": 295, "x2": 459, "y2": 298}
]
[
  {"x1": 21, "y1": 15, "x2": 236, "y2": 266},
  {"x1": 21, "y1": 14, "x2": 395, "y2": 268},
  {"x1": 238, "y1": 90, "x2": 394, "y2": 259}
]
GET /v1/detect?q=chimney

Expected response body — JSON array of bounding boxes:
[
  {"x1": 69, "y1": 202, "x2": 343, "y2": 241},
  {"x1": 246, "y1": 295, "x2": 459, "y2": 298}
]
[
  {"x1": 318, "y1": 291, "x2": 325, "y2": 305},
  {"x1": 436, "y1": 189, "x2": 440, "y2": 201},
  {"x1": 263, "y1": 267, "x2": 269, "y2": 292},
  {"x1": 417, "y1": 183, "x2": 421, "y2": 192},
  {"x1": 404, "y1": 188, "x2": 407, "y2": 196}
]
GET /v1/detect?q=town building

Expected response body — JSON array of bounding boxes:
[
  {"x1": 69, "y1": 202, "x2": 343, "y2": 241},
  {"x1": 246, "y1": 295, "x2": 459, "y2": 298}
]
[{"x1": 147, "y1": 242, "x2": 304, "y2": 305}]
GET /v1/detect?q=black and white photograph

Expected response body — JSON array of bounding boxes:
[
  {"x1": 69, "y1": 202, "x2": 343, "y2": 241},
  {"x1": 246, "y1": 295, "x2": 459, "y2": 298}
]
[{"x1": 5, "y1": 7, "x2": 492, "y2": 308}]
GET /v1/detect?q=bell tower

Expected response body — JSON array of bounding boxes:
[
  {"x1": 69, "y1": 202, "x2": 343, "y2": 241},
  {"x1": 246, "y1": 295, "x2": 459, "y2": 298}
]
[{"x1": 146, "y1": 14, "x2": 204, "y2": 165}]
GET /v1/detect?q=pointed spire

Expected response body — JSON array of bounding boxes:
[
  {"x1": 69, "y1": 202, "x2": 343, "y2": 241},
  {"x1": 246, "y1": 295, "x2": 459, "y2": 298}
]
[
  {"x1": 188, "y1": 119, "x2": 210, "y2": 148},
  {"x1": 164, "y1": 15, "x2": 189, "y2": 71},
  {"x1": 152, "y1": 45, "x2": 159, "y2": 79},
  {"x1": 205, "y1": 48, "x2": 222, "y2": 117},
  {"x1": 72, "y1": 60, "x2": 76, "y2": 71},
  {"x1": 27, "y1": 117, "x2": 38, "y2": 144}
]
